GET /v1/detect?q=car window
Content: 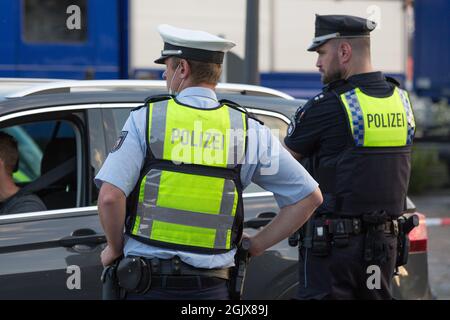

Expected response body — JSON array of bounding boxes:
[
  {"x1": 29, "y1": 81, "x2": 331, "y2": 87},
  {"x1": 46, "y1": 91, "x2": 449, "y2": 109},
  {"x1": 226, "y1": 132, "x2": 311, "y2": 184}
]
[
  {"x1": 252, "y1": 113, "x2": 289, "y2": 148},
  {"x1": 0, "y1": 120, "x2": 80, "y2": 211},
  {"x1": 111, "y1": 108, "x2": 132, "y2": 133},
  {"x1": 244, "y1": 112, "x2": 289, "y2": 194}
]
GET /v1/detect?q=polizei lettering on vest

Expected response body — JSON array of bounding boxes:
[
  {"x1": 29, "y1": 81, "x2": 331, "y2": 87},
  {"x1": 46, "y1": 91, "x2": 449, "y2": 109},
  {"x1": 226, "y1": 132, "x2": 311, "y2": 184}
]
[
  {"x1": 366, "y1": 113, "x2": 405, "y2": 129},
  {"x1": 171, "y1": 128, "x2": 225, "y2": 150}
]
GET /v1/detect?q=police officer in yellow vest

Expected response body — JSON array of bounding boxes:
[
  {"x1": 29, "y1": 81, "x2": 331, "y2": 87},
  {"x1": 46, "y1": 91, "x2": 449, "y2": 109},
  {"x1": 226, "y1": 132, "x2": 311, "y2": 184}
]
[
  {"x1": 285, "y1": 15, "x2": 416, "y2": 299},
  {"x1": 95, "y1": 24, "x2": 322, "y2": 300}
]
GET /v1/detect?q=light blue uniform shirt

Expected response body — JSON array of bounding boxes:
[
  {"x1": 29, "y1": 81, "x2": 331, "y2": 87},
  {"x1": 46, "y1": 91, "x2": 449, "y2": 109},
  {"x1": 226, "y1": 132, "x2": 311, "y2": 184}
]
[{"x1": 95, "y1": 87, "x2": 318, "y2": 268}]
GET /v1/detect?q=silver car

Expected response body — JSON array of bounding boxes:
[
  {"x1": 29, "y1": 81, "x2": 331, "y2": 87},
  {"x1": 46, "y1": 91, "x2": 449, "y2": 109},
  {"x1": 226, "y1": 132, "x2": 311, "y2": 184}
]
[{"x1": 0, "y1": 80, "x2": 432, "y2": 299}]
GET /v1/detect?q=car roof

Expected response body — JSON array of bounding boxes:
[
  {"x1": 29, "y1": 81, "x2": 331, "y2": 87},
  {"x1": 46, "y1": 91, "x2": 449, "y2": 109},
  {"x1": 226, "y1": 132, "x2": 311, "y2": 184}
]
[
  {"x1": 0, "y1": 78, "x2": 64, "y2": 100},
  {"x1": 3, "y1": 79, "x2": 295, "y2": 100},
  {"x1": 0, "y1": 90, "x2": 304, "y2": 120}
]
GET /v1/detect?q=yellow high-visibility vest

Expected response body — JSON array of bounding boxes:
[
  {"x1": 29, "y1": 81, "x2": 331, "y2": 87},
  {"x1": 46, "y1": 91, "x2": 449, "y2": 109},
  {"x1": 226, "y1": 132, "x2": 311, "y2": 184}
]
[
  {"x1": 127, "y1": 97, "x2": 247, "y2": 253},
  {"x1": 340, "y1": 87, "x2": 415, "y2": 147}
]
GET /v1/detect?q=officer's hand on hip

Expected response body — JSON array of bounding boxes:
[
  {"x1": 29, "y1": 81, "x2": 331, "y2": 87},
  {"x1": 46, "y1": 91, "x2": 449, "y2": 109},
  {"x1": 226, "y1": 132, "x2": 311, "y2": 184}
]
[
  {"x1": 246, "y1": 237, "x2": 264, "y2": 257},
  {"x1": 101, "y1": 244, "x2": 122, "y2": 267}
]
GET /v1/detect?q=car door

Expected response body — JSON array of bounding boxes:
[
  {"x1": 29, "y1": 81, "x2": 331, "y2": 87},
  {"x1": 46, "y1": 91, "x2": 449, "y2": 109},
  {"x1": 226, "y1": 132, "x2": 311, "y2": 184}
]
[{"x1": 0, "y1": 105, "x2": 106, "y2": 299}]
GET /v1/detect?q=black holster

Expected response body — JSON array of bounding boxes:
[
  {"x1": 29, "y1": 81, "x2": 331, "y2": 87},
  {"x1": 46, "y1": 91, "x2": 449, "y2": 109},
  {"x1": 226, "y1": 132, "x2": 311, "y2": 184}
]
[
  {"x1": 362, "y1": 211, "x2": 389, "y2": 265},
  {"x1": 396, "y1": 214, "x2": 419, "y2": 267},
  {"x1": 311, "y1": 220, "x2": 331, "y2": 257},
  {"x1": 229, "y1": 239, "x2": 251, "y2": 300},
  {"x1": 100, "y1": 259, "x2": 124, "y2": 300},
  {"x1": 298, "y1": 218, "x2": 331, "y2": 257},
  {"x1": 116, "y1": 256, "x2": 152, "y2": 294}
]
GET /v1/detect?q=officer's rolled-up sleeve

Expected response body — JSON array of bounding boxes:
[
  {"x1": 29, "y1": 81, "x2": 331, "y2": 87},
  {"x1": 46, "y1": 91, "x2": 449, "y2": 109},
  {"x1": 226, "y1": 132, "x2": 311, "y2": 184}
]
[
  {"x1": 94, "y1": 109, "x2": 146, "y2": 196},
  {"x1": 244, "y1": 120, "x2": 319, "y2": 208}
]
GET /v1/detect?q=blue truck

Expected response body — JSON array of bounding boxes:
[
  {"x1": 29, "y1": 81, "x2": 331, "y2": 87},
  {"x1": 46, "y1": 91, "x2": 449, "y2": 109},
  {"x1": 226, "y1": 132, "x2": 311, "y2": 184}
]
[
  {"x1": 413, "y1": 0, "x2": 450, "y2": 101},
  {"x1": 0, "y1": 0, "x2": 129, "y2": 79},
  {"x1": 0, "y1": 0, "x2": 447, "y2": 100}
]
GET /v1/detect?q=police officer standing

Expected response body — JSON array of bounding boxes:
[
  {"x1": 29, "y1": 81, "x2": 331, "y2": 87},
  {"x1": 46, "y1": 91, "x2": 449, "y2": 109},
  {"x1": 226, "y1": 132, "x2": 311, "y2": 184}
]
[
  {"x1": 285, "y1": 15, "x2": 415, "y2": 299},
  {"x1": 95, "y1": 24, "x2": 322, "y2": 300}
]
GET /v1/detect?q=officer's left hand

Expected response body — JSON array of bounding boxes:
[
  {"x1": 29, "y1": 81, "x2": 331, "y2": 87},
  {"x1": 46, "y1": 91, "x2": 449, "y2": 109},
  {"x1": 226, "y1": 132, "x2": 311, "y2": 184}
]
[{"x1": 101, "y1": 245, "x2": 122, "y2": 267}]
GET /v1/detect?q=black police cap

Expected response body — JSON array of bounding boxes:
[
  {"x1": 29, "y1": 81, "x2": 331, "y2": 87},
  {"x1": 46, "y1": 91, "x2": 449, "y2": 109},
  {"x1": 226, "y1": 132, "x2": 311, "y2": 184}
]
[{"x1": 307, "y1": 14, "x2": 377, "y2": 52}]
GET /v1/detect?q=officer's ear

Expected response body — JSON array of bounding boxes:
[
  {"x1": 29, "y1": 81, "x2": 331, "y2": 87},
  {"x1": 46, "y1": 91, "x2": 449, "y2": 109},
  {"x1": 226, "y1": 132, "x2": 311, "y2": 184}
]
[
  {"x1": 179, "y1": 59, "x2": 190, "y2": 79},
  {"x1": 338, "y1": 40, "x2": 352, "y2": 64}
]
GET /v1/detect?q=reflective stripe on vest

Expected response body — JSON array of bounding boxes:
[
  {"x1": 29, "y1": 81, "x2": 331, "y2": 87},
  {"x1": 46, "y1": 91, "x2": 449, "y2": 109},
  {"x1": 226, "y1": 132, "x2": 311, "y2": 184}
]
[
  {"x1": 340, "y1": 87, "x2": 415, "y2": 147},
  {"x1": 130, "y1": 99, "x2": 246, "y2": 251}
]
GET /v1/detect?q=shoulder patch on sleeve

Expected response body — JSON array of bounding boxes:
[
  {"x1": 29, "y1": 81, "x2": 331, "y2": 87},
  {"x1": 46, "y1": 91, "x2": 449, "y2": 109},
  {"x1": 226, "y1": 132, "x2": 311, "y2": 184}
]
[
  {"x1": 295, "y1": 104, "x2": 306, "y2": 120},
  {"x1": 111, "y1": 131, "x2": 128, "y2": 153},
  {"x1": 287, "y1": 104, "x2": 307, "y2": 137},
  {"x1": 287, "y1": 116, "x2": 297, "y2": 137}
]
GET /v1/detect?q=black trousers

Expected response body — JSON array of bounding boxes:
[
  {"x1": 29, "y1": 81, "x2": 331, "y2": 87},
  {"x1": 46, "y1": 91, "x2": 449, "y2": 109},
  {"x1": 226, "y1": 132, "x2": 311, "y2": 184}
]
[
  {"x1": 126, "y1": 278, "x2": 230, "y2": 300},
  {"x1": 296, "y1": 233, "x2": 398, "y2": 300}
]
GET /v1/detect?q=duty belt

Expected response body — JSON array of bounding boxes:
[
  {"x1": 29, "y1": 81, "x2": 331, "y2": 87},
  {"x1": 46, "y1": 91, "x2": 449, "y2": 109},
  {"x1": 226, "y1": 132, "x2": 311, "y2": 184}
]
[
  {"x1": 138, "y1": 256, "x2": 231, "y2": 280},
  {"x1": 315, "y1": 217, "x2": 399, "y2": 236},
  {"x1": 116, "y1": 256, "x2": 230, "y2": 294}
]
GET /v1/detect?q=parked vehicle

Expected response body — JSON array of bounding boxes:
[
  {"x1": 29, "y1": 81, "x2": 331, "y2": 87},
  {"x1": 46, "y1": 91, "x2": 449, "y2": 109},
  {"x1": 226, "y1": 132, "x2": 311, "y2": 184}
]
[{"x1": 0, "y1": 80, "x2": 432, "y2": 299}]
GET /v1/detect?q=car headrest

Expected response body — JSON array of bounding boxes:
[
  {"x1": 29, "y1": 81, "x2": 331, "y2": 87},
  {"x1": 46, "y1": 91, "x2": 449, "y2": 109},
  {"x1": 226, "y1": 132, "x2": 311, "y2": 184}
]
[{"x1": 41, "y1": 138, "x2": 76, "y2": 177}]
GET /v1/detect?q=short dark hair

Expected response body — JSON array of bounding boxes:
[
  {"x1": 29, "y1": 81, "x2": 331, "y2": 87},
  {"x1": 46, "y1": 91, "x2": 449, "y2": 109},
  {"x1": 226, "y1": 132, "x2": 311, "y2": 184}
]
[
  {"x1": 334, "y1": 37, "x2": 371, "y2": 57},
  {"x1": 0, "y1": 132, "x2": 19, "y2": 174}
]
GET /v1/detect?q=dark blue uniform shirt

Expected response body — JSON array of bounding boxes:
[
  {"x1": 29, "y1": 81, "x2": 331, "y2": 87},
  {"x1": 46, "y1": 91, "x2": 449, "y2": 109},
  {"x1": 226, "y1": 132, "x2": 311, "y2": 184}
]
[{"x1": 284, "y1": 71, "x2": 400, "y2": 212}]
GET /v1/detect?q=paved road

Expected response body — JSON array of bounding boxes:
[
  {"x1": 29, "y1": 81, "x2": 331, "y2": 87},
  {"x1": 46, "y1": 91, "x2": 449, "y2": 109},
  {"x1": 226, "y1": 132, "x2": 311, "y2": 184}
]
[{"x1": 410, "y1": 190, "x2": 450, "y2": 300}]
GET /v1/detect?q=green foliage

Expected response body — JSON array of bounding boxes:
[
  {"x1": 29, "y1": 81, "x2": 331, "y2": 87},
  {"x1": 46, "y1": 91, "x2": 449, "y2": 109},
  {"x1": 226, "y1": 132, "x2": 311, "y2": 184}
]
[{"x1": 409, "y1": 145, "x2": 448, "y2": 194}]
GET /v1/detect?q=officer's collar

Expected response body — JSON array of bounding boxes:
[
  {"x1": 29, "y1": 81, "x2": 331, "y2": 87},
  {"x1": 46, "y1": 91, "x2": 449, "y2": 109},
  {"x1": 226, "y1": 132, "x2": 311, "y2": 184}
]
[
  {"x1": 177, "y1": 86, "x2": 218, "y2": 102},
  {"x1": 323, "y1": 72, "x2": 384, "y2": 91},
  {"x1": 347, "y1": 72, "x2": 384, "y2": 85}
]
